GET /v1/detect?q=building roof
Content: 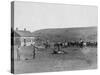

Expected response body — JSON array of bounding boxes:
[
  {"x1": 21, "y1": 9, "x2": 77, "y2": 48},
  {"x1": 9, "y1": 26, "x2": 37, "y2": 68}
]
[
  {"x1": 11, "y1": 28, "x2": 20, "y2": 37},
  {"x1": 14, "y1": 31, "x2": 20, "y2": 37},
  {"x1": 14, "y1": 30, "x2": 33, "y2": 37}
]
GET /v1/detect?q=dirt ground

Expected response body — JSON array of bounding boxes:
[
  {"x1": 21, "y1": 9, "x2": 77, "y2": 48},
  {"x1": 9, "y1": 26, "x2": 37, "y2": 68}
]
[{"x1": 13, "y1": 46, "x2": 97, "y2": 74}]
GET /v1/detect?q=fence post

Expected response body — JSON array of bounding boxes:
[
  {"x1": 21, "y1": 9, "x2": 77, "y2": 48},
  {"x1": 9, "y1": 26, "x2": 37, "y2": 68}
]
[
  {"x1": 32, "y1": 45, "x2": 36, "y2": 59},
  {"x1": 17, "y1": 46, "x2": 20, "y2": 61}
]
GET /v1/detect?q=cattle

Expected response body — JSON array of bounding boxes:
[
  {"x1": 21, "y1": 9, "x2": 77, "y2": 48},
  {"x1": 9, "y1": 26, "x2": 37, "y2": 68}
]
[
  {"x1": 29, "y1": 39, "x2": 97, "y2": 53},
  {"x1": 16, "y1": 39, "x2": 97, "y2": 60},
  {"x1": 38, "y1": 40, "x2": 97, "y2": 50},
  {"x1": 86, "y1": 41, "x2": 97, "y2": 47}
]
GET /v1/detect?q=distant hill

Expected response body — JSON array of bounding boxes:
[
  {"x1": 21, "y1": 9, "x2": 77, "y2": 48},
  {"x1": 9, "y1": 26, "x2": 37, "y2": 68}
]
[{"x1": 32, "y1": 26, "x2": 97, "y2": 42}]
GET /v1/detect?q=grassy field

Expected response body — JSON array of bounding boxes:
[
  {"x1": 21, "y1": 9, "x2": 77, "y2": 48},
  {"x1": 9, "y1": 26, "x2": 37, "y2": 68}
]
[
  {"x1": 14, "y1": 46, "x2": 97, "y2": 74},
  {"x1": 13, "y1": 26, "x2": 97, "y2": 74}
]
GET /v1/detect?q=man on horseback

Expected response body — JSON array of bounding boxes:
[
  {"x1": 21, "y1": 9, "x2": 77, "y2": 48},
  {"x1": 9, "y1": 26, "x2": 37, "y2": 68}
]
[{"x1": 79, "y1": 38, "x2": 84, "y2": 48}]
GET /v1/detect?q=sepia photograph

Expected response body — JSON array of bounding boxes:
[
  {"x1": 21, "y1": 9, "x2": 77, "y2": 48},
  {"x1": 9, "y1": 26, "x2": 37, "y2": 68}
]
[{"x1": 11, "y1": 1, "x2": 98, "y2": 74}]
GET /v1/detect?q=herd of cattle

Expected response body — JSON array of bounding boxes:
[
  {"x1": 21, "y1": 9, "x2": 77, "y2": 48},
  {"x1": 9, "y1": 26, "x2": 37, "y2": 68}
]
[
  {"x1": 42, "y1": 40, "x2": 97, "y2": 49},
  {"x1": 21, "y1": 39, "x2": 97, "y2": 53},
  {"x1": 15, "y1": 39, "x2": 97, "y2": 60}
]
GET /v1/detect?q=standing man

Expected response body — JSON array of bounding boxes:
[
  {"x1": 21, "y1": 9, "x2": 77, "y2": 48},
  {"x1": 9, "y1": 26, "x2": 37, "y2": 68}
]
[
  {"x1": 24, "y1": 39, "x2": 26, "y2": 46},
  {"x1": 31, "y1": 44, "x2": 38, "y2": 59}
]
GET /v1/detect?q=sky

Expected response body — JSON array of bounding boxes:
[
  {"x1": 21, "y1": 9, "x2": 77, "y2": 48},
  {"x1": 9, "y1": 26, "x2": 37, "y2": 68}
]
[{"x1": 14, "y1": 1, "x2": 98, "y2": 32}]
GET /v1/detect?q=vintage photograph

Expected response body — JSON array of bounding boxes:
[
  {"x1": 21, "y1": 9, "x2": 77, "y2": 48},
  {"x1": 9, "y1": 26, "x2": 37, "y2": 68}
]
[{"x1": 11, "y1": 1, "x2": 98, "y2": 74}]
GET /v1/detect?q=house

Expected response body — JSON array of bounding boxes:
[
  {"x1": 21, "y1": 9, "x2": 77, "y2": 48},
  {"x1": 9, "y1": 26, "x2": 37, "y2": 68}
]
[{"x1": 14, "y1": 28, "x2": 35, "y2": 46}]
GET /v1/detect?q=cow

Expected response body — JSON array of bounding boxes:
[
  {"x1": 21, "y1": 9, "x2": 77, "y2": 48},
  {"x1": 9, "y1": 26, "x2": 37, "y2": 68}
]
[{"x1": 86, "y1": 41, "x2": 97, "y2": 47}]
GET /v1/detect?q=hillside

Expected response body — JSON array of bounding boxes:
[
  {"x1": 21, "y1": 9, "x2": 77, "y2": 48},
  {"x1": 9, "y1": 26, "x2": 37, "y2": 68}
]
[{"x1": 32, "y1": 26, "x2": 97, "y2": 42}]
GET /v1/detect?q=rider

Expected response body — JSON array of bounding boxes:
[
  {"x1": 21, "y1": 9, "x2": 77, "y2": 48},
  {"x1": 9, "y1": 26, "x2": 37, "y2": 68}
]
[{"x1": 79, "y1": 38, "x2": 84, "y2": 48}]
